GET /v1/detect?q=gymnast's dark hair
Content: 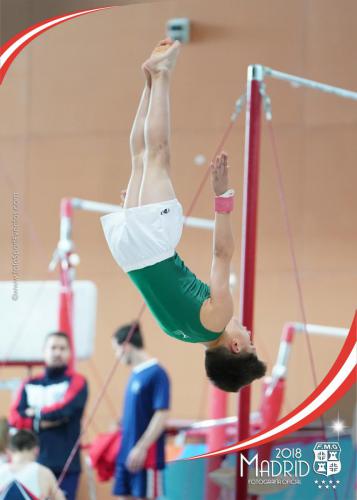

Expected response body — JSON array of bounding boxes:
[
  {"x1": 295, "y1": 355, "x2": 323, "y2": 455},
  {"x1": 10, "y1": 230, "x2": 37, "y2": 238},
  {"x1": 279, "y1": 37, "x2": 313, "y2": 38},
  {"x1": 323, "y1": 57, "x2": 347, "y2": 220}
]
[
  {"x1": 113, "y1": 322, "x2": 144, "y2": 349},
  {"x1": 10, "y1": 430, "x2": 39, "y2": 451},
  {"x1": 205, "y1": 346, "x2": 267, "y2": 393}
]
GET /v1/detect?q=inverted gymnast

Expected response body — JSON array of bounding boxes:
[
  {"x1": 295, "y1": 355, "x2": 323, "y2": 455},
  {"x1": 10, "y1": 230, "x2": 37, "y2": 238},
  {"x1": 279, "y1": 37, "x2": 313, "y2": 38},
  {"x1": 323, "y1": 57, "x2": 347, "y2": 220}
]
[{"x1": 101, "y1": 38, "x2": 266, "y2": 392}]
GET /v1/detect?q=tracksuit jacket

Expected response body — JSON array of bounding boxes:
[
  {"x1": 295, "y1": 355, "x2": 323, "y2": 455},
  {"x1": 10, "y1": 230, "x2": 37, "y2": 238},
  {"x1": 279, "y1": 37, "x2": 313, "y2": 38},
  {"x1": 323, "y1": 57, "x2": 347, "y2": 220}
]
[{"x1": 9, "y1": 365, "x2": 88, "y2": 474}]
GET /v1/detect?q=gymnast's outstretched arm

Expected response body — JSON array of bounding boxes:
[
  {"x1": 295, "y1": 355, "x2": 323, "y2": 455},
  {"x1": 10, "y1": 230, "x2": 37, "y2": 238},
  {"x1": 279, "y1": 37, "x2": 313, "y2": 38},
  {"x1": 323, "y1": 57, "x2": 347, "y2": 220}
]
[{"x1": 200, "y1": 152, "x2": 234, "y2": 332}]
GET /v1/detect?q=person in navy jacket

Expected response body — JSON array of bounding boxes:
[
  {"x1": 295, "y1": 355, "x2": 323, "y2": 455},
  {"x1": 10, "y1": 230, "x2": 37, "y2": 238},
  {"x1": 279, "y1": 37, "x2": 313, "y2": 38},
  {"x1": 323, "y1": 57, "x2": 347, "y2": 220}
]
[{"x1": 8, "y1": 331, "x2": 88, "y2": 500}]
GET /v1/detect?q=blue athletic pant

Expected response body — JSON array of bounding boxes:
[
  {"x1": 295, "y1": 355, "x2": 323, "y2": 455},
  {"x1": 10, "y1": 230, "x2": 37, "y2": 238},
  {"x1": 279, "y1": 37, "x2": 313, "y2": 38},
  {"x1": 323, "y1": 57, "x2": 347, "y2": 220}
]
[{"x1": 54, "y1": 471, "x2": 80, "y2": 500}]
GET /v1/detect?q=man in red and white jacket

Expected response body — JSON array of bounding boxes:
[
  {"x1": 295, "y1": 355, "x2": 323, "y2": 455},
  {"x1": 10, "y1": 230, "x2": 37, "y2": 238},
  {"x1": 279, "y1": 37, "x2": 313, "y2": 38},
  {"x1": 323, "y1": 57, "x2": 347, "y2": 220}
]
[{"x1": 9, "y1": 332, "x2": 88, "y2": 500}]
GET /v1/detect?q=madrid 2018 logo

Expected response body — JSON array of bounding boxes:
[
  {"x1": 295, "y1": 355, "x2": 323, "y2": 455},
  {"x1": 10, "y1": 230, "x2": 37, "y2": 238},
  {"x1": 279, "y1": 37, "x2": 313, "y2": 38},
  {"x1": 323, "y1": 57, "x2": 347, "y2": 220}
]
[{"x1": 244, "y1": 441, "x2": 342, "y2": 489}]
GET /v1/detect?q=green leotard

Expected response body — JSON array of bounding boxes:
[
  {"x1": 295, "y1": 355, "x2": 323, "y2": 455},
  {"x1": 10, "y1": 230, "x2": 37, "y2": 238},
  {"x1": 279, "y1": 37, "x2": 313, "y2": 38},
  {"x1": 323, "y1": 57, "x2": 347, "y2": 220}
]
[{"x1": 127, "y1": 252, "x2": 224, "y2": 343}]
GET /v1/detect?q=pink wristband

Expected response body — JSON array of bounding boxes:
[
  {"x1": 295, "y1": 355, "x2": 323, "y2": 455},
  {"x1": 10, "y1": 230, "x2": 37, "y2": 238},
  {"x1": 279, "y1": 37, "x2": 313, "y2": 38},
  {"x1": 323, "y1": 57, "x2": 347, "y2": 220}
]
[{"x1": 214, "y1": 189, "x2": 235, "y2": 213}]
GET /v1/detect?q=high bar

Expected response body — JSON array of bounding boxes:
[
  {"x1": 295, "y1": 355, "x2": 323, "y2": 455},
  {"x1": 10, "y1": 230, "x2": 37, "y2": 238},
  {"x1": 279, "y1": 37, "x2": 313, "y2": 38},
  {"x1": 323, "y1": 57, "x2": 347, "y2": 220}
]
[
  {"x1": 169, "y1": 413, "x2": 261, "y2": 431},
  {"x1": 251, "y1": 65, "x2": 357, "y2": 101},
  {"x1": 292, "y1": 322, "x2": 348, "y2": 338},
  {"x1": 70, "y1": 197, "x2": 215, "y2": 230}
]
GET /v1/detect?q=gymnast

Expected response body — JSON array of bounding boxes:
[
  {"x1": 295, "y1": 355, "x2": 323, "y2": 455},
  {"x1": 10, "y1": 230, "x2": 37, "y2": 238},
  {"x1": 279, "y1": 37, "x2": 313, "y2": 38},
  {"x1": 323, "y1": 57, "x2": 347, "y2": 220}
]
[{"x1": 101, "y1": 38, "x2": 266, "y2": 392}]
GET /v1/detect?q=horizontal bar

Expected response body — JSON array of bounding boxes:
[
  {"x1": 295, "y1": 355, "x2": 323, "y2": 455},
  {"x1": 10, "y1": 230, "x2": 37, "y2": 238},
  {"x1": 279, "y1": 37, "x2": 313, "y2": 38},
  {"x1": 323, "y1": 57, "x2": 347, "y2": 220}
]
[
  {"x1": 0, "y1": 361, "x2": 44, "y2": 367},
  {"x1": 293, "y1": 322, "x2": 348, "y2": 338},
  {"x1": 71, "y1": 197, "x2": 119, "y2": 213},
  {"x1": 190, "y1": 415, "x2": 237, "y2": 429},
  {"x1": 263, "y1": 66, "x2": 357, "y2": 101},
  {"x1": 183, "y1": 216, "x2": 215, "y2": 230},
  {"x1": 174, "y1": 412, "x2": 260, "y2": 431},
  {"x1": 71, "y1": 197, "x2": 215, "y2": 230}
]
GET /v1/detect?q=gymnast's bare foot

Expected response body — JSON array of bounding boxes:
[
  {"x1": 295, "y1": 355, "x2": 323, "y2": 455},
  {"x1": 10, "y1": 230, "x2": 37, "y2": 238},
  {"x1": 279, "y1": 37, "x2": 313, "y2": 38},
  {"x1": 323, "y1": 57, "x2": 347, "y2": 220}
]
[{"x1": 142, "y1": 38, "x2": 181, "y2": 75}]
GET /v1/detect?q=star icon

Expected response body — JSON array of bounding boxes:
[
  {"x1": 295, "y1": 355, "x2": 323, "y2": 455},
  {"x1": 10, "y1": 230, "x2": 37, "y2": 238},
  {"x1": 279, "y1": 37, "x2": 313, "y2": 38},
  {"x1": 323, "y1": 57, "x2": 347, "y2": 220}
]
[
  {"x1": 329, "y1": 480, "x2": 333, "y2": 484},
  {"x1": 325, "y1": 485, "x2": 329, "y2": 489},
  {"x1": 314, "y1": 480, "x2": 319, "y2": 484},
  {"x1": 336, "y1": 480, "x2": 340, "y2": 484},
  {"x1": 318, "y1": 485, "x2": 322, "y2": 489},
  {"x1": 331, "y1": 416, "x2": 346, "y2": 437},
  {"x1": 322, "y1": 480, "x2": 325, "y2": 484},
  {"x1": 333, "y1": 485, "x2": 337, "y2": 489}
]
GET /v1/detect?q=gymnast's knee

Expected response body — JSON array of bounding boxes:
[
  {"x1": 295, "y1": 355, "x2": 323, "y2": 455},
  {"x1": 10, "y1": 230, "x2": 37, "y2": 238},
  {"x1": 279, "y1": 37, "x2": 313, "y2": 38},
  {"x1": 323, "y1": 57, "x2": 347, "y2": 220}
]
[{"x1": 145, "y1": 144, "x2": 171, "y2": 164}]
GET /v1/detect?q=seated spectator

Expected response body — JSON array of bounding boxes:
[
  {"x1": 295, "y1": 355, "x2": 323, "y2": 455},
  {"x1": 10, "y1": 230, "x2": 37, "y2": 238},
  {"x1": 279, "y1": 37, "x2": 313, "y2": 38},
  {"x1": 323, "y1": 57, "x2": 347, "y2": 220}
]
[{"x1": 0, "y1": 429, "x2": 65, "y2": 500}]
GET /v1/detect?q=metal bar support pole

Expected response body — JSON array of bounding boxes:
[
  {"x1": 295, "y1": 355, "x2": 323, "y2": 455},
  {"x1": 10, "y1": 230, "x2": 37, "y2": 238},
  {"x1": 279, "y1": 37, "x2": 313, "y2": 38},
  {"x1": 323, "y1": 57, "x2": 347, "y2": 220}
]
[{"x1": 236, "y1": 64, "x2": 263, "y2": 500}]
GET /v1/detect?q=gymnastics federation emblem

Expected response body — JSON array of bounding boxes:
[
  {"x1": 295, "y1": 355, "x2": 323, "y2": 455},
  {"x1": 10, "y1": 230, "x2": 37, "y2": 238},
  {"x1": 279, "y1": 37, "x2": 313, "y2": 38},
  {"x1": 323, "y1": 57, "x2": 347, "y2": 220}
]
[{"x1": 313, "y1": 442, "x2": 341, "y2": 477}]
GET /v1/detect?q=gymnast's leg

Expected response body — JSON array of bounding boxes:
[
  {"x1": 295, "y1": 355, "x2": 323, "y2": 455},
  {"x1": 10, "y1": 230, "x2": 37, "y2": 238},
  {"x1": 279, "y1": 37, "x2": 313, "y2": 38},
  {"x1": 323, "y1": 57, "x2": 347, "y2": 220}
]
[
  {"x1": 138, "y1": 39, "x2": 181, "y2": 206},
  {"x1": 124, "y1": 69, "x2": 152, "y2": 208}
]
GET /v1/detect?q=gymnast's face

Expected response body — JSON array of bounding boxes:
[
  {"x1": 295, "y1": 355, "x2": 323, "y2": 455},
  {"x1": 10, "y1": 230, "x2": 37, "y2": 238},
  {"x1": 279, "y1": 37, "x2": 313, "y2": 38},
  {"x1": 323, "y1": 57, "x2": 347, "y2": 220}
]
[{"x1": 227, "y1": 317, "x2": 256, "y2": 355}]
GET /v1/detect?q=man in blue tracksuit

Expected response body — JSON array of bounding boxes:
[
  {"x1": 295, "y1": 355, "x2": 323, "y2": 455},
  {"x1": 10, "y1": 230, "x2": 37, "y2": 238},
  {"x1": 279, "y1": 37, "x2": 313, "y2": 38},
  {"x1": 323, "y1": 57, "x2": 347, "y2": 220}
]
[{"x1": 9, "y1": 331, "x2": 88, "y2": 500}]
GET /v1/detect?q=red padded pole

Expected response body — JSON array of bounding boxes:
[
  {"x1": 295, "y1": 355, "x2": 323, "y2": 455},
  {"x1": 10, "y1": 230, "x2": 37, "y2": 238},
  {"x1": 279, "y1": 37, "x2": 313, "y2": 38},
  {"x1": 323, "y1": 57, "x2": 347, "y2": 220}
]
[
  {"x1": 236, "y1": 65, "x2": 263, "y2": 500},
  {"x1": 58, "y1": 198, "x2": 75, "y2": 371},
  {"x1": 206, "y1": 386, "x2": 228, "y2": 500}
]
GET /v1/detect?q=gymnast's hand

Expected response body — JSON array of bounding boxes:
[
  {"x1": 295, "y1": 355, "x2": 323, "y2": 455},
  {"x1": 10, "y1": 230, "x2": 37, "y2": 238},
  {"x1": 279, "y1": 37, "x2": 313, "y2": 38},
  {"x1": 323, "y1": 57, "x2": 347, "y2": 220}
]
[
  {"x1": 125, "y1": 443, "x2": 148, "y2": 473},
  {"x1": 211, "y1": 151, "x2": 230, "y2": 196}
]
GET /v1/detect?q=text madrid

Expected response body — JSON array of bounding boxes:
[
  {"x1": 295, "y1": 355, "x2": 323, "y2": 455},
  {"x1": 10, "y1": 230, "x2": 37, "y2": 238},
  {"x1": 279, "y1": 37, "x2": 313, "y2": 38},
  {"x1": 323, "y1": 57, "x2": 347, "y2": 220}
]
[{"x1": 238, "y1": 454, "x2": 310, "y2": 477}]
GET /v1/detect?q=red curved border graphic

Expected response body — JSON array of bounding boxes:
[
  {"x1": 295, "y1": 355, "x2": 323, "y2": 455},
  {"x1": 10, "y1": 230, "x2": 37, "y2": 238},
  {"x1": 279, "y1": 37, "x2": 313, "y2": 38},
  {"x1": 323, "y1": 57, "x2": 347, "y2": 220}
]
[
  {"x1": 186, "y1": 312, "x2": 356, "y2": 461},
  {"x1": 0, "y1": 7, "x2": 114, "y2": 85}
]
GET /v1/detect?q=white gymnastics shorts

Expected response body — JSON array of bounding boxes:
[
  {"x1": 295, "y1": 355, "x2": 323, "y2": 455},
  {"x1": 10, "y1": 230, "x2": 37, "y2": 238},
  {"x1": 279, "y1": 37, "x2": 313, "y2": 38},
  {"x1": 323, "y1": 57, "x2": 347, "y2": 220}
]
[{"x1": 100, "y1": 198, "x2": 184, "y2": 272}]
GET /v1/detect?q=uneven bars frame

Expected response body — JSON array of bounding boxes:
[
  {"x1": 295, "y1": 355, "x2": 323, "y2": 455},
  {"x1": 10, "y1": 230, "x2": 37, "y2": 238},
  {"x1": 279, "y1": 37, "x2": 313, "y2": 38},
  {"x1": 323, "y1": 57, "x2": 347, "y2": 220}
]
[
  {"x1": 237, "y1": 64, "x2": 357, "y2": 500},
  {"x1": 268, "y1": 322, "x2": 348, "y2": 398},
  {"x1": 292, "y1": 322, "x2": 348, "y2": 338}
]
